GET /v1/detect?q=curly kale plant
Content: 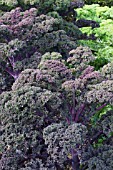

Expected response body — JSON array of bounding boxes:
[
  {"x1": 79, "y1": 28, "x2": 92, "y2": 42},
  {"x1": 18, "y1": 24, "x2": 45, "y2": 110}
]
[
  {"x1": 0, "y1": 86, "x2": 64, "y2": 169},
  {"x1": 0, "y1": 1, "x2": 101, "y2": 94},
  {"x1": 0, "y1": 6, "x2": 83, "y2": 93},
  {"x1": 0, "y1": 0, "x2": 84, "y2": 11},
  {"x1": 0, "y1": 39, "x2": 42, "y2": 94},
  {"x1": 43, "y1": 122, "x2": 88, "y2": 169},
  {"x1": 81, "y1": 144, "x2": 113, "y2": 170},
  {"x1": 0, "y1": 0, "x2": 112, "y2": 169},
  {"x1": 0, "y1": 7, "x2": 81, "y2": 47},
  {"x1": 1, "y1": 47, "x2": 113, "y2": 169}
]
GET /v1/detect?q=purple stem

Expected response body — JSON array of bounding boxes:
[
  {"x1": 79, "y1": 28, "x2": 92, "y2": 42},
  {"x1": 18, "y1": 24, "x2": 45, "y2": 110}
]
[
  {"x1": 5, "y1": 67, "x2": 20, "y2": 80},
  {"x1": 60, "y1": 93, "x2": 72, "y2": 124},
  {"x1": 90, "y1": 130, "x2": 103, "y2": 144},
  {"x1": 66, "y1": 117, "x2": 70, "y2": 125},
  {"x1": 71, "y1": 149, "x2": 80, "y2": 170},
  {"x1": 74, "y1": 103, "x2": 86, "y2": 123},
  {"x1": 91, "y1": 95, "x2": 113, "y2": 118},
  {"x1": 72, "y1": 88, "x2": 76, "y2": 121},
  {"x1": 89, "y1": 103, "x2": 107, "y2": 121},
  {"x1": 8, "y1": 56, "x2": 15, "y2": 68},
  {"x1": 96, "y1": 103, "x2": 107, "y2": 111}
]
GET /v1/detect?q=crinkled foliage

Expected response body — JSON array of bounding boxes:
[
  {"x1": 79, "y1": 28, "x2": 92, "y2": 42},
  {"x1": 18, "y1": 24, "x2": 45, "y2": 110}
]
[
  {"x1": 0, "y1": 1, "x2": 99, "y2": 94},
  {"x1": 0, "y1": 85, "x2": 64, "y2": 169},
  {"x1": 0, "y1": 6, "x2": 83, "y2": 93},
  {"x1": 0, "y1": 0, "x2": 84, "y2": 11},
  {"x1": 0, "y1": 1, "x2": 112, "y2": 169},
  {"x1": 43, "y1": 122, "x2": 88, "y2": 168},
  {"x1": 0, "y1": 7, "x2": 79, "y2": 49},
  {"x1": 1, "y1": 47, "x2": 113, "y2": 169},
  {"x1": 81, "y1": 144, "x2": 113, "y2": 170}
]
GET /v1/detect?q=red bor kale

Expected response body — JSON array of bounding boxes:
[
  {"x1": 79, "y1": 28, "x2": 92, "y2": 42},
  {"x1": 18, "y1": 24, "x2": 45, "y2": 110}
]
[
  {"x1": 0, "y1": 47, "x2": 113, "y2": 169},
  {"x1": 0, "y1": 1, "x2": 111, "y2": 169},
  {"x1": 0, "y1": 5, "x2": 81, "y2": 93},
  {"x1": 0, "y1": 0, "x2": 99, "y2": 93}
]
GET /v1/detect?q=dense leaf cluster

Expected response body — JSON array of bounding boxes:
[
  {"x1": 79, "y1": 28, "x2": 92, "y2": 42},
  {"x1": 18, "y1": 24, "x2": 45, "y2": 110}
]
[
  {"x1": 1, "y1": 47, "x2": 113, "y2": 169},
  {"x1": 0, "y1": 1, "x2": 113, "y2": 170},
  {"x1": 0, "y1": 5, "x2": 80, "y2": 94},
  {"x1": 0, "y1": 1, "x2": 101, "y2": 94},
  {"x1": 0, "y1": 0, "x2": 84, "y2": 11}
]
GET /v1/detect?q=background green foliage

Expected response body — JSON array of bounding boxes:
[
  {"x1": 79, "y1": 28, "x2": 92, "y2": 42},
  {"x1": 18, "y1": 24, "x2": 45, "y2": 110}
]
[{"x1": 76, "y1": 4, "x2": 113, "y2": 67}]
